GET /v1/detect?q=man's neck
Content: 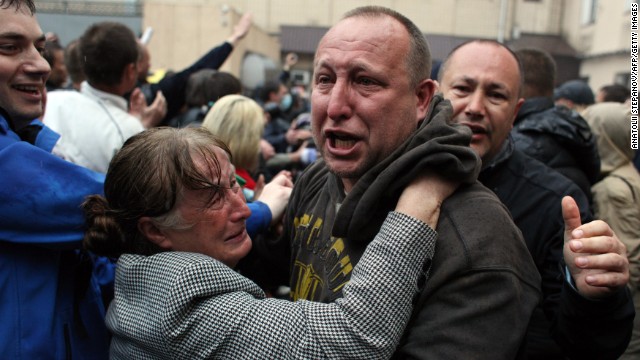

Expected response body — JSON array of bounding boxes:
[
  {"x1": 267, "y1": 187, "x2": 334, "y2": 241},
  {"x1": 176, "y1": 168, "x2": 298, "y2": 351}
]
[
  {"x1": 341, "y1": 178, "x2": 357, "y2": 194},
  {"x1": 89, "y1": 81, "x2": 127, "y2": 97},
  {"x1": 0, "y1": 107, "x2": 32, "y2": 133}
]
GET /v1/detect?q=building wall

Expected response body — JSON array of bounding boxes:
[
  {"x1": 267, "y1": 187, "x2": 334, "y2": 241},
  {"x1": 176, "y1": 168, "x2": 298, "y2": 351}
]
[
  {"x1": 142, "y1": 0, "x2": 536, "y2": 39},
  {"x1": 142, "y1": 2, "x2": 280, "y2": 80},
  {"x1": 39, "y1": 0, "x2": 629, "y2": 95},
  {"x1": 563, "y1": 0, "x2": 632, "y2": 56},
  {"x1": 37, "y1": 14, "x2": 142, "y2": 46},
  {"x1": 512, "y1": 0, "x2": 561, "y2": 35},
  {"x1": 36, "y1": 1, "x2": 142, "y2": 46},
  {"x1": 139, "y1": 0, "x2": 591, "y2": 71},
  {"x1": 561, "y1": 0, "x2": 633, "y2": 91},
  {"x1": 580, "y1": 54, "x2": 631, "y2": 93}
]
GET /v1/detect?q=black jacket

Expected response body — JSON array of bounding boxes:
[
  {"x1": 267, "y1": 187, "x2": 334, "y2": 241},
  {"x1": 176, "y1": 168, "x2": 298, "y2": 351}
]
[
  {"x1": 480, "y1": 137, "x2": 634, "y2": 359},
  {"x1": 512, "y1": 97, "x2": 600, "y2": 202},
  {"x1": 139, "y1": 42, "x2": 234, "y2": 124}
]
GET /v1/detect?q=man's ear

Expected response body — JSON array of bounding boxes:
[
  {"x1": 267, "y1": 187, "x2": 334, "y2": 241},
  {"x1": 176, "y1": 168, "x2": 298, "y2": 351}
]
[
  {"x1": 509, "y1": 97, "x2": 526, "y2": 129},
  {"x1": 122, "y1": 62, "x2": 137, "y2": 88},
  {"x1": 138, "y1": 217, "x2": 173, "y2": 250},
  {"x1": 416, "y1": 78, "x2": 437, "y2": 123}
]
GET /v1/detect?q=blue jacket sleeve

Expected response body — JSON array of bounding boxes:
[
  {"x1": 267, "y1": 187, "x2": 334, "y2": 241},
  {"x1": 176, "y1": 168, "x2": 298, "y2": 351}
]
[
  {"x1": 0, "y1": 140, "x2": 105, "y2": 247},
  {"x1": 246, "y1": 201, "x2": 272, "y2": 239}
]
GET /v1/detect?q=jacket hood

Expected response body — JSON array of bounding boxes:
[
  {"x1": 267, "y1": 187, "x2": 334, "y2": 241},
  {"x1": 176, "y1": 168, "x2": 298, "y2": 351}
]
[
  {"x1": 516, "y1": 98, "x2": 595, "y2": 149},
  {"x1": 332, "y1": 94, "x2": 481, "y2": 243},
  {"x1": 583, "y1": 102, "x2": 634, "y2": 174},
  {"x1": 514, "y1": 97, "x2": 600, "y2": 183}
]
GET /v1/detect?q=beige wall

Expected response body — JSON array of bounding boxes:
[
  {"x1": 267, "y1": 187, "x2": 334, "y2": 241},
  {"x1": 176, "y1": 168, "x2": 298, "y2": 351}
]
[
  {"x1": 142, "y1": 1, "x2": 280, "y2": 77},
  {"x1": 513, "y1": 0, "x2": 561, "y2": 35},
  {"x1": 258, "y1": 0, "x2": 510, "y2": 39},
  {"x1": 580, "y1": 55, "x2": 630, "y2": 94},
  {"x1": 561, "y1": 0, "x2": 633, "y2": 91},
  {"x1": 563, "y1": 1, "x2": 632, "y2": 56},
  {"x1": 140, "y1": 0, "x2": 630, "y2": 93},
  {"x1": 142, "y1": 0, "x2": 540, "y2": 40},
  {"x1": 140, "y1": 0, "x2": 523, "y2": 74}
]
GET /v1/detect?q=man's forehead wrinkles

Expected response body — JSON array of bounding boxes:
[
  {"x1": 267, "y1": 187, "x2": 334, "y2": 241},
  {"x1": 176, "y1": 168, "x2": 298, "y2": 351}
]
[{"x1": 316, "y1": 55, "x2": 374, "y2": 74}]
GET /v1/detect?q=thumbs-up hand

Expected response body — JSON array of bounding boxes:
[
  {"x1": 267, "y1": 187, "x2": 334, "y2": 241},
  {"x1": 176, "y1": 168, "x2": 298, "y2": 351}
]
[{"x1": 562, "y1": 196, "x2": 629, "y2": 299}]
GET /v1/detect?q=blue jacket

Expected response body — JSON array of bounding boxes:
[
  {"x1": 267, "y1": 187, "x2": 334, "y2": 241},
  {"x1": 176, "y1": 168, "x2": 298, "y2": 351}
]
[{"x1": 0, "y1": 112, "x2": 109, "y2": 359}]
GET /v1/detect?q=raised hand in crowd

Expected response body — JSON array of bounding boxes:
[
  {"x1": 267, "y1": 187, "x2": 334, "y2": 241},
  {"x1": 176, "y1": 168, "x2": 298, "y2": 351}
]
[{"x1": 226, "y1": 12, "x2": 252, "y2": 45}]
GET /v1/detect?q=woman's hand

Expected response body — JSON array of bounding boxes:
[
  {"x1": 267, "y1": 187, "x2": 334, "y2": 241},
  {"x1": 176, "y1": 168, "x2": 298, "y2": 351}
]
[{"x1": 395, "y1": 173, "x2": 459, "y2": 229}]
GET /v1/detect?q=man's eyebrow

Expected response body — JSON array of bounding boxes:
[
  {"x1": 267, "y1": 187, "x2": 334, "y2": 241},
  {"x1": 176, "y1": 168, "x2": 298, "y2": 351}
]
[
  {"x1": 486, "y1": 81, "x2": 510, "y2": 92},
  {"x1": 0, "y1": 32, "x2": 25, "y2": 40},
  {"x1": 458, "y1": 75, "x2": 478, "y2": 86},
  {"x1": 0, "y1": 32, "x2": 46, "y2": 42},
  {"x1": 458, "y1": 75, "x2": 509, "y2": 92}
]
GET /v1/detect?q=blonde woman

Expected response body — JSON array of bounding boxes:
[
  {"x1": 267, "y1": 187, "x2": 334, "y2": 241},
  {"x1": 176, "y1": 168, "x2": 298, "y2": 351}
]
[{"x1": 202, "y1": 94, "x2": 265, "y2": 194}]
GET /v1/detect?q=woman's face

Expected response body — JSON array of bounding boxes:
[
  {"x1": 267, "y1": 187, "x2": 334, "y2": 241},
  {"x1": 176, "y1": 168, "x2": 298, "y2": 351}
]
[{"x1": 162, "y1": 147, "x2": 252, "y2": 268}]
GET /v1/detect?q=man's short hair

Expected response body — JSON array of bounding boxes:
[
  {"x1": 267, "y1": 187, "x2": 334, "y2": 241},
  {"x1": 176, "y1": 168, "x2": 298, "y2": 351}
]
[
  {"x1": 514, "y1": 48, "x2": 556, "y2": 98},
  {"x1": 0, "y1": 0, "x2": 35, "y2": 14},
  {"x1": 185, "y1": 70, "x2": 242, "y2": 107},
  {"x1": 599, "y1": 84, "x2": 630, "y2": 103},
  {"x1": 341, "y1": 6, "x2": 432, "y2": 88},
  {"x1": 80, "y1": 22, "x2": 138, "y2": 87},
  {"x1": 258, "y1": 80, "x2": 283, "y2": 103}
]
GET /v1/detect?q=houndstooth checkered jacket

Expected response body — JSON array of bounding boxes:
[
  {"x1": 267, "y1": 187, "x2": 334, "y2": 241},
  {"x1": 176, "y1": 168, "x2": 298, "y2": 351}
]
[{"x1": 107, "y1": 212, "x2": 436, "y2": 359}]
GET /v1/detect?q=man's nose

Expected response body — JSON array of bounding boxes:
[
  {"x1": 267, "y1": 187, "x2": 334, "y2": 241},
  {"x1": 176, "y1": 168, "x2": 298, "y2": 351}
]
[
  {"x1": 326, "y1": 79, "x2": 353, "y2": 121},
  {"x1": 465, "y1": 91, "x2": 485, "y2": 118},
  {"x1": 23, "y1": 47, "x2": 51, "y2": 78}
]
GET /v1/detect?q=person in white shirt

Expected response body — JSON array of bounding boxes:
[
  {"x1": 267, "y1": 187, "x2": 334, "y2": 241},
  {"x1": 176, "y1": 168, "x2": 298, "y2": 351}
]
[{"x1": 44, "y1": 21, "x2": 166, "y2": 173}]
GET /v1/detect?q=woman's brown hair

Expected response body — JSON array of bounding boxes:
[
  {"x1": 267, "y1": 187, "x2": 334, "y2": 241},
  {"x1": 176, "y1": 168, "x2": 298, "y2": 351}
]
[{"x1": 83, "y1": 127, "x2": 231, "y2": 258}]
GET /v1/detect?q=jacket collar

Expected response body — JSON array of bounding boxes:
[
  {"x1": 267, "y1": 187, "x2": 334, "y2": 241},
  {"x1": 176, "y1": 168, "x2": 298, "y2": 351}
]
[
  {"x1": 80, "y1": 81, "x2": 129, "y2": 112},
  {"x1": 481, "y1": 135, "x2": 514, "y2": 174},
  {"x1": 515, "y1": 97, "x2": 554, "y2": 124},
  {"x1": 0, "y1": 107, "x2": 14, "y2": 134}
]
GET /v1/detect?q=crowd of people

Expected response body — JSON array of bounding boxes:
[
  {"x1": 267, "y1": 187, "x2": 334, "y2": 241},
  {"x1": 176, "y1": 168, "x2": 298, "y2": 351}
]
[{"x1": 1, "y1": 0, "x2": 638, "y2": 359}]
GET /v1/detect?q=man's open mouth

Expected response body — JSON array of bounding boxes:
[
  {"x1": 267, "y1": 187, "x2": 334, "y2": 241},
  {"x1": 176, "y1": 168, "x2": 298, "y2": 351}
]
[{"x1": 328, "y1": 133, "x2": 357, "y2": 149}]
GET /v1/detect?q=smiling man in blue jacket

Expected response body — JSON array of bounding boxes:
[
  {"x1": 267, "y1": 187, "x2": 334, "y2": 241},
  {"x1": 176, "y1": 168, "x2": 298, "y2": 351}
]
[
  {"x1": 0, "y1": 1, "x2": 110, "y2": 358},
  {"x1": 0, "y1": 4, "x2": 286, "y2": 358}
]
